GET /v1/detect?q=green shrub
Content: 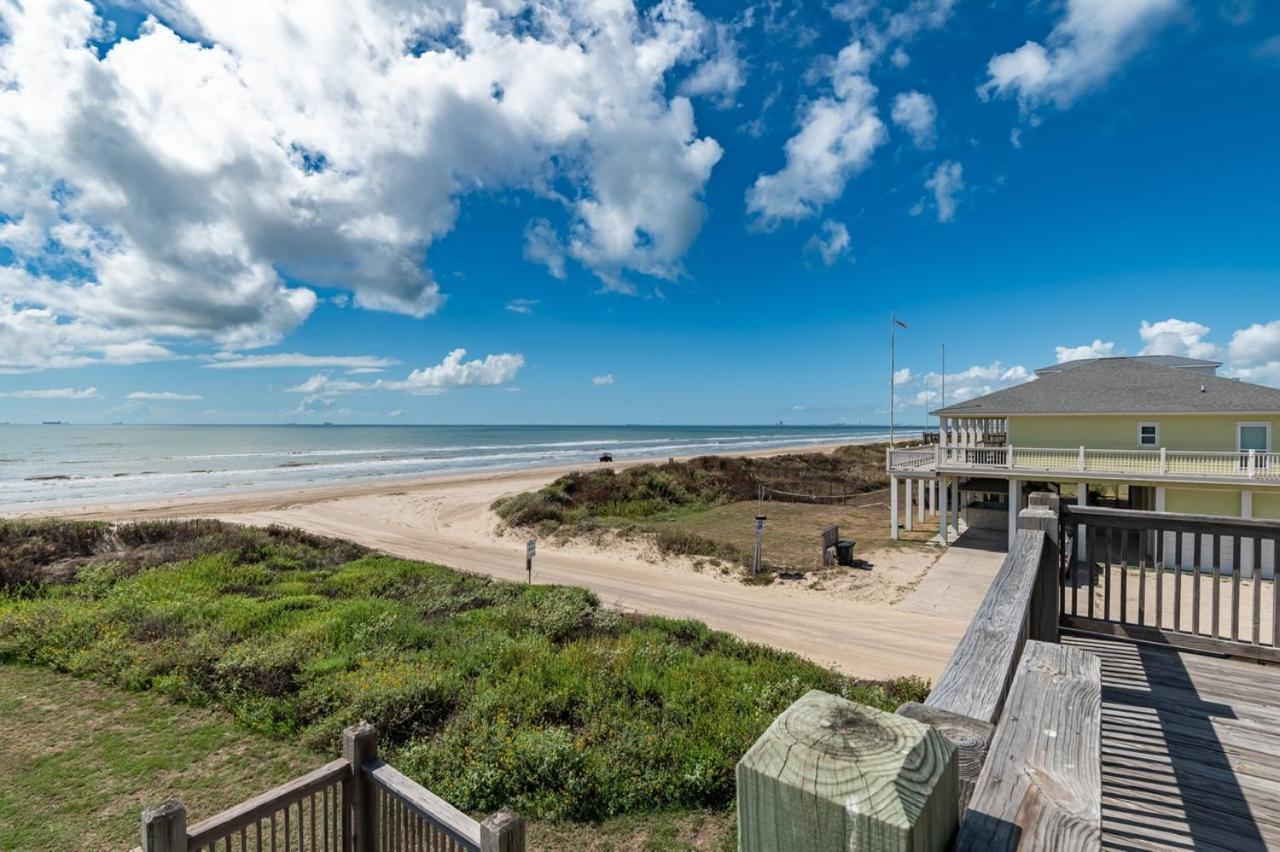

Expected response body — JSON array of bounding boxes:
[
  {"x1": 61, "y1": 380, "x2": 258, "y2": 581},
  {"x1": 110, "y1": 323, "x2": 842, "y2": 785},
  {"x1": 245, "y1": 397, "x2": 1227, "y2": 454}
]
[
  {"x1": 0, "y1": 518, "x2": 928, "y2": 823},
  {"x1": 492, "y1": 445, "x2": 891, "y2": 538},
  {"x1": 653, "y1": 528, "x2": 745, "y2": 564}
]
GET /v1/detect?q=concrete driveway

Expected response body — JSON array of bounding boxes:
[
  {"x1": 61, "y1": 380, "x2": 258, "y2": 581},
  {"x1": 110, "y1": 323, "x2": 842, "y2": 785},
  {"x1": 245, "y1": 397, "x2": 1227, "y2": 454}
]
[{"x1": 896, "y1": 528, "x2": 1008, "y2": 619}]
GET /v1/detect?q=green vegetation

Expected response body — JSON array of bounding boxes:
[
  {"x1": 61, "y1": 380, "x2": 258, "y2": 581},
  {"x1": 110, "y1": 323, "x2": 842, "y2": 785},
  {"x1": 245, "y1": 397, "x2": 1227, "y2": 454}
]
[
  {"x1": 0, "y1": 519, "x2": 926, "y2": 830},
  {"x1": 492, "y1": 445, "x2": 889, "y2": 566},
  {"x1": 0, "y1": 663, "x2": 737, "y2": 851}
]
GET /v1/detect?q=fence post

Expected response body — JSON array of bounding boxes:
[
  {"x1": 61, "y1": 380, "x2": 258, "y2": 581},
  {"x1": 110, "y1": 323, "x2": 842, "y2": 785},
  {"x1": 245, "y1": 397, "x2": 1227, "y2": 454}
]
[
  {"x1": 141, "y1": 800, "x2": 187, "y2": 852},
  {"x1": 480, "y1": 809, "x2": 526, "y2": 852},
  {"x1": 738, "y1": 690, "x2": 958, "y2": 850},
  {"x1": 343, "y1": 722, "x2": 378, "y2": 852},
  {"x1": 1020, "y1": 492, "x2": 1061, "y2": 644},
  {"x1": 1160, "y1": 447, "x2": 1168, "y2": 474},
  {"x1": 1249, "y1": 449, "x2": 1257, "y2": 478},
  {"x1": 1078, "y1": 446, "x2": 1086, "y2": 471}
]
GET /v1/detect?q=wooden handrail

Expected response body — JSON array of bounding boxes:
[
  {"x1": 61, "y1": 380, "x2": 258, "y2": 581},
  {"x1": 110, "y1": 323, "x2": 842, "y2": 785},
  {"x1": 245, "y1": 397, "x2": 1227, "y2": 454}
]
[
  {"x1": 141, "y1": 724, "x2": 525, "y2": 852},
  {"x1": 363, "y1": 759, "x2": 482, "y2": 850},
  {"x1": 185, "y1": 759, "x2": 348, "y2": 848},
  {"x1": 1063, "y1": 503, "x2": 1280, "y2": 538},
  {"x1": 924, "y1": 502, "x2": 1060, "y2": 725},
  {"x1": 955, "y1": 641, "x2": 1101, "y2": 851}
]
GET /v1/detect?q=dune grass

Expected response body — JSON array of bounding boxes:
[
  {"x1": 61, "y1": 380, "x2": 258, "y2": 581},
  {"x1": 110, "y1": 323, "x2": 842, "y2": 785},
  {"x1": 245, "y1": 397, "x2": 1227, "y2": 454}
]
[
  {"x1": 491, "y1": 445, "x2": 890, "y2": 567},
  {"x1": 0, "y1": 519, "x2": 927, "y2": 831}
]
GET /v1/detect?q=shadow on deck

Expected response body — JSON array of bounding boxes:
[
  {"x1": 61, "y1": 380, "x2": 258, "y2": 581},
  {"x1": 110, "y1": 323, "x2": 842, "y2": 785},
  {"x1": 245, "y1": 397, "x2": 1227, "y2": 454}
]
[{"x1": 1065, "y1": 634, "x2": 1279, "y2": 851}]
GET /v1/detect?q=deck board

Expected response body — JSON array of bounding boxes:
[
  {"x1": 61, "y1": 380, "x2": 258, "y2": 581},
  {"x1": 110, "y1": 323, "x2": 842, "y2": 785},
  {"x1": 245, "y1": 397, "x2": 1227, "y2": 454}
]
[{"x1": 1065, "y1": 634, "x2": 1280, "y2": 851}]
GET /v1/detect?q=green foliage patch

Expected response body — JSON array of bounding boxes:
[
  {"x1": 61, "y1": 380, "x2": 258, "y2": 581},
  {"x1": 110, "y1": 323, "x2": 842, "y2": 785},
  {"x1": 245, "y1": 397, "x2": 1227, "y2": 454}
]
[
  {"x1": 0, "y1": 519, "x2": 926, "y2": 823},
  {"x1": 491, "y1": 445, "x2": 890, "y2": 564}
]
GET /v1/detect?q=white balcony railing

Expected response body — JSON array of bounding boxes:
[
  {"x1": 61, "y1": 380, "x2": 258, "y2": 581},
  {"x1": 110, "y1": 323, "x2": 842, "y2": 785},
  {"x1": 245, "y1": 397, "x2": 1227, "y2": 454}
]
[
  {"x1": 886, "y1": 446, "x2": 937, "y2": 470},
  {"x1": 887, "y1": 445, "x2": 1280, "y2": 483}
]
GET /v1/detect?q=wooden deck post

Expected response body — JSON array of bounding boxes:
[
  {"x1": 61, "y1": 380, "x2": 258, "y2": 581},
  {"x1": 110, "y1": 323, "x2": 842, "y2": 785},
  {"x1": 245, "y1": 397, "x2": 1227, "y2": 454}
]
[
  {"x1": 1019, "y1": 493, "x2": 1061, "y2": 644},
  {"x1": 480, "y1": 809, "x2": 526, "y2": 852},
  {"x1": 737, "y1": 690, "x2": 958, "y2": 851},
  {"x1": 343, "y1": 722, "x2": 378, "y2": 852},
  {"x1": 140, "y1": 800, "x2": 187, "y2": 852}
]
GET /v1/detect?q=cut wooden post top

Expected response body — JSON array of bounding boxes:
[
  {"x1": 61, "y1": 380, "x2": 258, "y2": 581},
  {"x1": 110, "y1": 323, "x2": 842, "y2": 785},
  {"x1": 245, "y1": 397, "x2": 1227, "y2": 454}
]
[{"x1": 737, "y1": 690, "x2": 959, "y2": 851}]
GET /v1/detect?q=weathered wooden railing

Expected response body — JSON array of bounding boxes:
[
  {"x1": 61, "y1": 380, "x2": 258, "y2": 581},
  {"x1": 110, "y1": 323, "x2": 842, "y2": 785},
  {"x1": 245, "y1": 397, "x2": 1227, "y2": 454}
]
[
  {"x1": 737, "y1": 493, "x2": 1102, "y2": 850},
  {"x1": 1060, "y1": 504, "x2": 1280, "y2": 663},
  {"x1": 140, "y1": 723, "x2": 523, "y2": 852}
]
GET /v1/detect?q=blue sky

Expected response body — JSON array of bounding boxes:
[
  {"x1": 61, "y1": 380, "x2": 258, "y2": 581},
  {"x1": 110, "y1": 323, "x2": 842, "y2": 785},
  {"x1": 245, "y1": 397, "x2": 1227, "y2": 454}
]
[{"x1": 0, "y1": 0, "x2": 1278, "y2": 424}]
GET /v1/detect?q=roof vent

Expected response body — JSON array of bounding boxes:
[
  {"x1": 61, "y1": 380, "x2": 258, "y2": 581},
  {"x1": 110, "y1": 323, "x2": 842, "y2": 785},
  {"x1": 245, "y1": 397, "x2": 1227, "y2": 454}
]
[{"x1": 1200, "y1": 384, "x2": 1206, "y2": 393}]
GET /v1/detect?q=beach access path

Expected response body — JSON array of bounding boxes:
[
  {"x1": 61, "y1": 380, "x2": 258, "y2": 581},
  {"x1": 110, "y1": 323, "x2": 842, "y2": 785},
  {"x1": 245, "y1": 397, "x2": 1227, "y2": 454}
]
[{"x1": 31, "y1": 453, "x2": 1003, "y2": 682}]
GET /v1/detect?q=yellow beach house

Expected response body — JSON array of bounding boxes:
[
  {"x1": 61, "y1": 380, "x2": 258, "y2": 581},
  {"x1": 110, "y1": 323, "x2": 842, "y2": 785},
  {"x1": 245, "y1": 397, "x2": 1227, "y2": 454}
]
[{"x1": 887, "y1": 355, "x2": 1280, "y2": 575}]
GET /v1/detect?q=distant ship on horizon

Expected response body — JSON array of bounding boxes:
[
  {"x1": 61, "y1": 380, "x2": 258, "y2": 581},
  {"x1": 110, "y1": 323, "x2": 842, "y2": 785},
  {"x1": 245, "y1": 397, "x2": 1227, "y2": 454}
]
[{"x1": 42, "y1": 420, "x2": 65, "y2": 425}]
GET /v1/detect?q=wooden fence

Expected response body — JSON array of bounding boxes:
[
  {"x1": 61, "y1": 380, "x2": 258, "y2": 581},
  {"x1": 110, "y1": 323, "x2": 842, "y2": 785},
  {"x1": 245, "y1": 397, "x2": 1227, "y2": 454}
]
[
  {"x1": 1060, "y1": 504, "x2": 1280, "y2": 663},
  {"x1": 139, "y1": 723, "x2": 523, "y2": 852}
]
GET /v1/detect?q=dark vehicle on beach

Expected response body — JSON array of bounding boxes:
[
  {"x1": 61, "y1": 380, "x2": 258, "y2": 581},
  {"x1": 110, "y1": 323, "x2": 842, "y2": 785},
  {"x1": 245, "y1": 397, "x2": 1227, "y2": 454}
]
[{"x1": 598, "y1": 452, "x2": 613, "y2": 463}]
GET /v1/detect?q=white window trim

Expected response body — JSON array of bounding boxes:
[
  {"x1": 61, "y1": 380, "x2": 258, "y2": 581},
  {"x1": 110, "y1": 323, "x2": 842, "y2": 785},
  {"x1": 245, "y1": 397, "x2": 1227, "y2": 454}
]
[
  {"x1": 1237, "y1": 421, "x2": 1272, "y2": 453},
  {"x1": 1137, "y1": 421, "x2": 1160, "y2": 448}
]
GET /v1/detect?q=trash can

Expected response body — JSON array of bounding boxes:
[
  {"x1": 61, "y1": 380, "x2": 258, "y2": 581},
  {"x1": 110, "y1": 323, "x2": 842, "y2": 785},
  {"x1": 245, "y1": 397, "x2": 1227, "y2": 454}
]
[{"x1": 835, "y1": 540, "x2": 856, "y2": 566}]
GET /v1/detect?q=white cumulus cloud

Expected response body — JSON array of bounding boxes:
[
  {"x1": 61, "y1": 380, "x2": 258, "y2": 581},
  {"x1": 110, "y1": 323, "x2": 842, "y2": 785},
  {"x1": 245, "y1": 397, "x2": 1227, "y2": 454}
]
[
  {"x1": 745, "y1": 41, "x2": 885, "y2": 224},
  {"x1": 1228, "y1": 320, "x2": 1280, "y2": 366},
  {"x1": 0, "y1": 0, "x2": 726, "y2": 365},
  {"x1": 924, "y1": 161, "x2": 964, "y2": 223},
  {"x1": 289, "y1": 348, "x2": 524, "y2": 400},
  {"x1": 1055, "y1": 339, "x2": 1117, "y2": 362},
  {"x1": 1138, "y1": 318, "x2": 1219, "y2": 359},
  {"x1": 890, "y1": 91, "x2": 937, "y2": 149},
  {"x1": 804, "y1": 220, "x2": 852, "y2": 266},
  {"x1": 592, "y1": 373, "x2": 616, "y2": 386},
  {"x1": 979, "y1": 0, "x2": 1181, "y2": 111}
]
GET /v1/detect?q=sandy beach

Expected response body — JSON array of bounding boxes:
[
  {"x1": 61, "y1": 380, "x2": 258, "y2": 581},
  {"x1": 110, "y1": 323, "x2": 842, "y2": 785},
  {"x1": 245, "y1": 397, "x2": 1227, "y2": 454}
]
[{"x1": 11, "y1": 440, "x2": 997, "y2": 682}]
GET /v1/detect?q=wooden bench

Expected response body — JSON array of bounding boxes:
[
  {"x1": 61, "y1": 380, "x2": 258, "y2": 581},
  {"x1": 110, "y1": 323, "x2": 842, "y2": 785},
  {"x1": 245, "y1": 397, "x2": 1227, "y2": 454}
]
[
  {"x1": 955, "y1": 640, "x2": 1101, "y2": 851},
  {"x1": 820, "y1": 525, "x2": 839, "y2": 566}
]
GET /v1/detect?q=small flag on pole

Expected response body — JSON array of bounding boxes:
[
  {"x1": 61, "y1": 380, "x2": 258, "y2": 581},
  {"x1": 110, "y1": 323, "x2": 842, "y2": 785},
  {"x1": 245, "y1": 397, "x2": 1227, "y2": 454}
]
[{"x1": 894, "y1": 317, "x2": 909, "y2": 329}]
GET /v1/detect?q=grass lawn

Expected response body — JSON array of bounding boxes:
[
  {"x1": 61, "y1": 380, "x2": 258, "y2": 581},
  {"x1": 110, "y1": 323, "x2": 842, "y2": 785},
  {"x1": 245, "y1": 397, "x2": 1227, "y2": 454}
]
[
  {"x1": 0, "y1": 663, "x2": 316, "y2": 850},
  {"x1": 0, "y1": 519, "x2": 927, "y2": 847},
  {"x1": 0, "y1": 664, "x2": 735, "y2": 851}
]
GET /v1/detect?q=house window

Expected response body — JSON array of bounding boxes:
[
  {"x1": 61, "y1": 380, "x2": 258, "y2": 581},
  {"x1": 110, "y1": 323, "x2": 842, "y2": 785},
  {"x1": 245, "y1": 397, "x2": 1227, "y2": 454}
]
[
  {"x1": 1238, "y1": 422, "x2": 1271, "y2": 453},
  {"x1": 1138, "y1": 422, "x2": 1159, "y2": 448}
]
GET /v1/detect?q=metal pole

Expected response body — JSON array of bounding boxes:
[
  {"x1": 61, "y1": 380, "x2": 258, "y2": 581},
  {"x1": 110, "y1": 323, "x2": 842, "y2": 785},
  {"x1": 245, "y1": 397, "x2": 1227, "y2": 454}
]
[
  {"x1": 940, "y1": 343, "x2": 946, "y2": 432},
  {"x1": 890, "y1": 313, "x2": 896, "y2": 446},
  {"x1": 753, "y1": 515, "x2": 766, "y2": 575}
]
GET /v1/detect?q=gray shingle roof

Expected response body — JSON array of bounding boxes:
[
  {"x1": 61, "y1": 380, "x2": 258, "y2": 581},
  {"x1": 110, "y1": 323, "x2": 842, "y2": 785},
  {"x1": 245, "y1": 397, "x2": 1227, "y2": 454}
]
[
  {"x1": 1035, "y1": 355, "x2": 1221, "y2": 376},
  {"x1": 933, "y1": 358, "x2": 1280, "y2": 417}
]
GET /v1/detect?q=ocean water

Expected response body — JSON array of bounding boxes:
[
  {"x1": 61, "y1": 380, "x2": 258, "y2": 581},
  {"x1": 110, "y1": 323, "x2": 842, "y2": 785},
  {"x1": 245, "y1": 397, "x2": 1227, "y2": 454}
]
[{"x1": 0, "y1": 424, "x2": 895, "y2": 511}]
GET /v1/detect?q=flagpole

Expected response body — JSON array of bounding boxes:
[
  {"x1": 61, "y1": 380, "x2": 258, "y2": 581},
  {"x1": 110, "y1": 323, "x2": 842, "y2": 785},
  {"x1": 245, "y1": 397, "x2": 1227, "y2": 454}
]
[
  {"x1": 941, "y1": 343, "x2": 947, "y2": 436},
  {"x1": 889, "y1": 313, "x2": 896, "y2": 446}
]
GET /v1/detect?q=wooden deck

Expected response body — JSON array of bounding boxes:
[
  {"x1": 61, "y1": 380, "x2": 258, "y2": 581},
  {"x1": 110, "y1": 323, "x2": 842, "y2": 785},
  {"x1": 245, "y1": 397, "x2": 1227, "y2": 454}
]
[{"x1": 1065, "y1": 633, "x2": 1280, "y2": 851}]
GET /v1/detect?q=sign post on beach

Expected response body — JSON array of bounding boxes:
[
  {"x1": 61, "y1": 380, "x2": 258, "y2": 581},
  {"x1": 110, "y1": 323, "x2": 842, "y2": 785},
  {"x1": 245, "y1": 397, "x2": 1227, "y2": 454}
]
[
  {"x1": 526, "y1": 538, "x2": 536, "y2": 584},
  {"x1": 753, "y1": 515, "x2": 766, "y2": 575}
]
